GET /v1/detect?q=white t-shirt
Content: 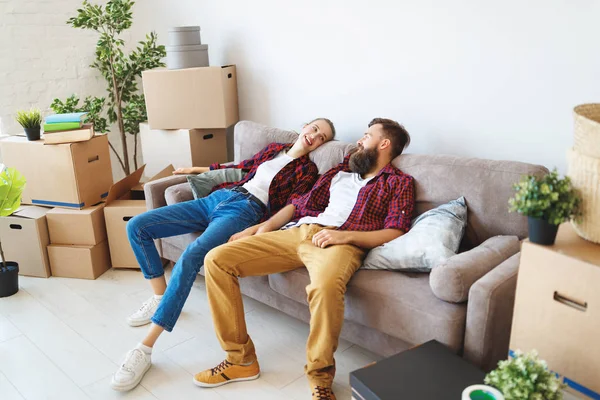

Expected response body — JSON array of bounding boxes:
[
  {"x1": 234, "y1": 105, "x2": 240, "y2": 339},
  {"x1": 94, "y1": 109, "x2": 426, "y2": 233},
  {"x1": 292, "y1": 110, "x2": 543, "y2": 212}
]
[
  {"x1": 293, "y1": 171, "x2": 373, "y2": 228},
  {"x1": 242, "y1": 152, "x2": 294, "y2": 205}
]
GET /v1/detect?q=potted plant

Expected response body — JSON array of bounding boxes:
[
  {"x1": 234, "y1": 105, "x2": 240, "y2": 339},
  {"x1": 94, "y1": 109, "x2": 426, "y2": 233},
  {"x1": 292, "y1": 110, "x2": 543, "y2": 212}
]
[
  {"x1": 484, "y1": 350, "x2": 565, "y2": 400},
  {"x1": 0, "y1": 164, "x2": 26, "y2": 298},
  {"x1": 15, "y1": 108, "x2": 43, "y2": 141},
  {"x1": 508, "y1": 169, "x2": 582, "y2": 245}
]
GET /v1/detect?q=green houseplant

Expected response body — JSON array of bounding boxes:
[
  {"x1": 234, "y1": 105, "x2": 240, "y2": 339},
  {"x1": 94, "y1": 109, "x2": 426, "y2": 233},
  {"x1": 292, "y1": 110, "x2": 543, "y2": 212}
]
[
  {"x1": 51, "y1": 0, "x2": 166, "y2": 176},
  {"x1": 485, "y1": 350, "x2": 565, "y2": 400},
  {"x1": 0, "y1": 164, "x2": 26, "y2": 298},
  {"x1": 508, "y1": 169, "x2": 582, "y2": 245},
  {"x1": 15, "y1": 108, "x2": 43, "y2": 141}
]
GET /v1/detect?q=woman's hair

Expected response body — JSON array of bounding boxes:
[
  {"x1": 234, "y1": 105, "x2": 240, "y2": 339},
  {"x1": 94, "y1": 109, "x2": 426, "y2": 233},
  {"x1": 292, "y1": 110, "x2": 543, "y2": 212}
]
[{"x1": 307, "y1": 117, "x2": 336, "y2": 140}]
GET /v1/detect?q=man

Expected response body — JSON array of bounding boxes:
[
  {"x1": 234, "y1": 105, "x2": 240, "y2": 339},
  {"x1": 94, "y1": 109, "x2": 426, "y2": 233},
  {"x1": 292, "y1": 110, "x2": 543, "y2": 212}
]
[
  {"x1": 110, "y1": 118, "x2": 335, "y2": 392},
  {"x1": 195, "y1": 118, "x2": 415, "y2": 400}
]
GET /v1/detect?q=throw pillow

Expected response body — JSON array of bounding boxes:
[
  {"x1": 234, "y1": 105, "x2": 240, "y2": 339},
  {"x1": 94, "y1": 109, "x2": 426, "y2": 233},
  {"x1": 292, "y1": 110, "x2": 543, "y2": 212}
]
[
  {"x1": 187, "y1": 168, "x2": 247, "y2": 199},
  {"x1": 362, "y1": 197, "x2": 468, "y2": 272}
]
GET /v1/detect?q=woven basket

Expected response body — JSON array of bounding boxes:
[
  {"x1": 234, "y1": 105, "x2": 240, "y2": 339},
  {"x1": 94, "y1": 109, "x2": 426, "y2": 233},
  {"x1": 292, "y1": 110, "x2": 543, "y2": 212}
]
[
  {"x1": 567, "y1": 147, "x2": 600, "y2": 243},
  {"x1": 574, "y1": 104, "x2": 600, "y2": 158}
]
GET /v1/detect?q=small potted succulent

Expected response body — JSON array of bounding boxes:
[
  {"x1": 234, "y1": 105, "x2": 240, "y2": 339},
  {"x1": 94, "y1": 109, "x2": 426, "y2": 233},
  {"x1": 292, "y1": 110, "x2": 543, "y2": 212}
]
[
  {"x1": 0, "y1": 164, "x2": 26, "y2": 298},
  {"x1": 509, "y1": 169, "x2": 582, "y2": 245},
  {"x1": 485, "y1": 350, "x2": 565, "y2": 400},
  {"x1": 15, "y1": 108, "x2": 43, "y2": 141}
]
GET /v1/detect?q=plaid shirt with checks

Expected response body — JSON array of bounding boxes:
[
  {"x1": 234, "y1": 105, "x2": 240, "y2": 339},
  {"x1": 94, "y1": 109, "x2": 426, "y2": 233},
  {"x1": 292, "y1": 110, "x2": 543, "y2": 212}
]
[
  {"x1": 209, "y1": 143, "x2": 319, "y2": 217},
  {"x1": 290, "y1": 154, "x2": 415, "y2": 232}
]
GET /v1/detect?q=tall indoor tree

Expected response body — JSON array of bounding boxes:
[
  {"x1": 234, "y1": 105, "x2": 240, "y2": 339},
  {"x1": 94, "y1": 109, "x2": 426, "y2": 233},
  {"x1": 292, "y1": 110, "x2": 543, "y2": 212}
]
[{"x1": 51, "y1": 0, "x2": 166, "y2": 175}]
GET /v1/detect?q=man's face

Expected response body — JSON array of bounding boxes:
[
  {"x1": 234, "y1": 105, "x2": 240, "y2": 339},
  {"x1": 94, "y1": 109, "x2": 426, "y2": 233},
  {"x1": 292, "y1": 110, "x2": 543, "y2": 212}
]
[
  {"x1": 349, "y1": 124, "x2": 384, "y2": 175},
  {"x1": 295, "y1": 119, "x2": 333, "y2": 151}
]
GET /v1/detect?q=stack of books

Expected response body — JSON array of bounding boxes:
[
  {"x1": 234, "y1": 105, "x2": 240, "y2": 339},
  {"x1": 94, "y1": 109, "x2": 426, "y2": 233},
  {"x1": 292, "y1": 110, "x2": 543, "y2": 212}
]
[{"x1": 43, "y1": 112, "x2": 95, "y2": 145}]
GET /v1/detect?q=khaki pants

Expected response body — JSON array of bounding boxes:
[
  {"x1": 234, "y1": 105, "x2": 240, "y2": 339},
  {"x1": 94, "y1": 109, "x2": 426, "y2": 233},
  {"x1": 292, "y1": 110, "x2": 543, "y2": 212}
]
[{"x1": 204, "y1": 224, "x2": 366, "y2": 387}]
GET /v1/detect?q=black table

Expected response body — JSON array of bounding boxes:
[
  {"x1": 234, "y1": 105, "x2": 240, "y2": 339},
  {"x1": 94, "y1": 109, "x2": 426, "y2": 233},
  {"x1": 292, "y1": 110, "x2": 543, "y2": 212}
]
[{"x1": 350, "y1": 340, "x2": 486, "y2": 400}]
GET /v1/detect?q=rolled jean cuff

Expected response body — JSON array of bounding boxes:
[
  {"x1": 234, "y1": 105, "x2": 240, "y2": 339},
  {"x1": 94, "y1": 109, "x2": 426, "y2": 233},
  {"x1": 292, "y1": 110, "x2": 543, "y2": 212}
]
[
  {"x1": 151, "y1": 315, "x2": 174, "y2": 332},
  {"x1": 141, "y1": 270, "x2": 165, "y2": 280}
]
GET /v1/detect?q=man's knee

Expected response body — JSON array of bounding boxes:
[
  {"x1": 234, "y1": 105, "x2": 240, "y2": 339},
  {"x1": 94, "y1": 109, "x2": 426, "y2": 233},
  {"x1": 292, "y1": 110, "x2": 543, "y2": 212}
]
[
  {"x1": 306, "y1": 278, "x2": 344, "y2": 301},
  {"x1": 204, "y1": 246, "x2": 228, "y2": 273}
]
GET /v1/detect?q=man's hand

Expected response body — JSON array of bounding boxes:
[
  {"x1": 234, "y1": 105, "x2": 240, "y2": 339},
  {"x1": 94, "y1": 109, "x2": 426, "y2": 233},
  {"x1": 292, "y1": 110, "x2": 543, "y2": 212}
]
[
  {"x1": 229, "y1": 224, "x2": 260, "y2": 242},
  {"x1": 311, "y1": 229, "x2": 351, "y2": 248}
]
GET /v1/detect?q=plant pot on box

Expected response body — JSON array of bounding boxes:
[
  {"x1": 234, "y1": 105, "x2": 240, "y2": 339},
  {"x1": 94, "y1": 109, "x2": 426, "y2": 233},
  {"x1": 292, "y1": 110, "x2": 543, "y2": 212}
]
[
  {"x1": 15, "y1": 108, "x2": 42, "y2": 141},
  {"x1": 509, "y1": 169, "x2": 582, "y2": 246},
  {"x1": 24, "y1": 127, "x2": 41, "y2": 141},
  {"x1": 527, "y1": 217, "x2": 560, "y2": 245},
  {"x1": 0, "y1": 262, "x2": 19, "y2": 298}
]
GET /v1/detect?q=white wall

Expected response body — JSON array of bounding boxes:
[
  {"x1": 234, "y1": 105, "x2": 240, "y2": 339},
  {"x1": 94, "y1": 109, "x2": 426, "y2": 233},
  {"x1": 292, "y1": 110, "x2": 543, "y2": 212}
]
[
  {"x1": 0, "y1": 0, "x2": 139, "y2": 181},
  {"x1": 131, "y1": 0, "x2": 600, "y2": 172}
]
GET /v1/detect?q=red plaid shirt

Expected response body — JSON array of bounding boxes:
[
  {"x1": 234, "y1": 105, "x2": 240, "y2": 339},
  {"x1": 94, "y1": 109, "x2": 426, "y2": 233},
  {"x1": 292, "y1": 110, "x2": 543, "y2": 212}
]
[
  {"x1": 291, "y1": 155, "x2": 415, "y2": 232},
  {"x1": 210, "y1": 143, "x2": 318, "y2": 217}
]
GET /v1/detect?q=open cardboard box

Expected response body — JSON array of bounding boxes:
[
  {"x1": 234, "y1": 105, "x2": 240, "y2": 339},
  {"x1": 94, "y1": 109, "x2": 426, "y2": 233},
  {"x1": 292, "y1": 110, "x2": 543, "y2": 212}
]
[{"x1": 104, "y1": 164, "x2": 174, "y2": 269}]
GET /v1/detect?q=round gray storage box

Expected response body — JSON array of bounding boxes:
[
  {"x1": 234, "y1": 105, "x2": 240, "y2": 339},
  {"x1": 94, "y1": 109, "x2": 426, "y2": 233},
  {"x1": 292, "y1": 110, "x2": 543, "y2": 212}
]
[
  {"x1": 167, "y1": 44, "x2": 209, "y2": 69},
  {"x1": 168, "y1": 26, "x2": 201, "y2": 46}
]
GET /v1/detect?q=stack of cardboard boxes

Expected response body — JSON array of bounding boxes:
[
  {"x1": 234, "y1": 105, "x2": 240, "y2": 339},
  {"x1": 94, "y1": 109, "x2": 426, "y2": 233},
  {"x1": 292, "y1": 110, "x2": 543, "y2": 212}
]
[
  {"x1": 0, "y1": 135, "x2": 113, "y2": 279},
  {"x1": 140, "y1": 65, "x2": 239, "y2": 176},
  {"x1": 0, "y1": 65, "x2": 240, "y2": 280}
]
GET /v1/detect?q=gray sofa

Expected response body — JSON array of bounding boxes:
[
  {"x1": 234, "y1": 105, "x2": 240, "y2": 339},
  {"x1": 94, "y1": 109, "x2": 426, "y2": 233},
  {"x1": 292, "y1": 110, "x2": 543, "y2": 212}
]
[{"x1": 144, "y1": 121, "x2": 547, "y2": 371}]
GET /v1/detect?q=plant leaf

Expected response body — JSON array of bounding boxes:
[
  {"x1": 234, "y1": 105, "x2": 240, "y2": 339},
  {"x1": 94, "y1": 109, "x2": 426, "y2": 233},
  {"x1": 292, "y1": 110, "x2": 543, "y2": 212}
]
[{"x1": 0, "y1": 167, "x2": 26, "y2": 217}]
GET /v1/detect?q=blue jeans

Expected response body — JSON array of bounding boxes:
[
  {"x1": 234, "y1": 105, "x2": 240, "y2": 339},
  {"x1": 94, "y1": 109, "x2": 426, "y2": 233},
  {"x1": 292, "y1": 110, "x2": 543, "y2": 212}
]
[{"x1": 126, "y1": 189, "x2": 264, "y2": 332}]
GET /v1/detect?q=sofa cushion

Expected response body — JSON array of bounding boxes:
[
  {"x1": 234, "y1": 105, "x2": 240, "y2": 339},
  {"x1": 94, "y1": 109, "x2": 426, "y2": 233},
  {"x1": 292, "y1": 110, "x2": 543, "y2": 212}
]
[
  {"x1": 362, "y1": 197, "x2": 467, "y2": 272},
  {"x1": 309, "y1": 140, "x2": 356, "y2": 174},
  {"x1": 187, "y1": 169, "x2": 247, "y2": 200},
  {"x1": 165, "y1": 182, "x2": 194, "y2": 205},
  {"x1": 234, "y1": 121, "x2": 298, "y2": 163},
  {"x1": 394, "y1": 154, "x2": 548, "y2": 246},
  {"x1": 268, "y1": 268, "x2": 467, "y2": 350},
  {"x1": 429, "y1": 235, "x2": 521, "y2": 303}
]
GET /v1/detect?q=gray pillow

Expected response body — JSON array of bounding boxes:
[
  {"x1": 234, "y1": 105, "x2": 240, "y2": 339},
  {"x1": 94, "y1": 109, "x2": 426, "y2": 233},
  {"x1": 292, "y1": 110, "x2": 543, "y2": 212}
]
[
  {"x1": 362, "y1": 197, "x2": 468, "y2": 272},
  {"x1": 187, "y1": 168, "x2": 247, "y2": 199}
]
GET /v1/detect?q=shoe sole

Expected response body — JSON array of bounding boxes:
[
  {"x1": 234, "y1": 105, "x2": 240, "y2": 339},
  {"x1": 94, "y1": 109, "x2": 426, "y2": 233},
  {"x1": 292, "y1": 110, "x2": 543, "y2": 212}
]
[
  {"x1": 110, "y1": 362, "x2": 152, "y2": 392},
  {"x1": 193, "y1": 372, "x2": 260, "y2": 388},
  {"x1": 127, "y1": 318, "x2": 152, "y2": 327}
]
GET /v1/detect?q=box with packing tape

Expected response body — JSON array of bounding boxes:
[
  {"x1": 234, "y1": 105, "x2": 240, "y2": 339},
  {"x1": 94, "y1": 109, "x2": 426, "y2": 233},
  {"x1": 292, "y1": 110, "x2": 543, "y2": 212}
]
[
  {"x1": 0, "y1": 135, "x2": 112, "y2": 209},
  {"x1": 510, "y1": 223, "x2": 600, "y2": 399},
  {"x1": 104, "y1": 164, "x2": 174, "y2": 269}
]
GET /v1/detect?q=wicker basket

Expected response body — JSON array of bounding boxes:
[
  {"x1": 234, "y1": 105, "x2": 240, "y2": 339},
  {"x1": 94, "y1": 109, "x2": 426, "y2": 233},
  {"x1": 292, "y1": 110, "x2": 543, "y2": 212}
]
[
  {"x1": 574, "y1": 104, "x2": 600, "y2": 158},
  {"x1": 567, "y1": 147, "x2": 600, "y2": 243}
]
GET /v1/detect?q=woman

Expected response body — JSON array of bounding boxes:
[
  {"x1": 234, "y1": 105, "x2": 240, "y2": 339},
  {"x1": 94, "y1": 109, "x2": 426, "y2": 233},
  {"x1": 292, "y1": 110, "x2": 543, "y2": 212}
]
[{"x1": 110, "y1": 118, "x2": 336, "y2": 391}]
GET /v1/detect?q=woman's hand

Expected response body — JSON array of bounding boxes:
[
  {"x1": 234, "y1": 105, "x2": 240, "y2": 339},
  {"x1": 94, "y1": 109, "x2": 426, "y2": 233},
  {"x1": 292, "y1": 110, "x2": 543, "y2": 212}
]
[{"x1": 173, "y1": 167, "x2": 195, "y2": 175}]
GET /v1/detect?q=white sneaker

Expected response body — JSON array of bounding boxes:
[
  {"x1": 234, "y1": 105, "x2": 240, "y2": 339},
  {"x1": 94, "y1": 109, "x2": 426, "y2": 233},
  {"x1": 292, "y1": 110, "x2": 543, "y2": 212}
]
[
  {"x1": 127, "y1": 296, "x2": 160, "y2": 327},
  {"x1": 110, "y1": 348, "x2": 152, "y2": 391}
]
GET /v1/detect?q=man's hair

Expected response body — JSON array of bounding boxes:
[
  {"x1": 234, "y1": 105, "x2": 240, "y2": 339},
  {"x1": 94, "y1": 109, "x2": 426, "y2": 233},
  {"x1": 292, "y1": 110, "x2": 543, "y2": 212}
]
[
  {"x1": 308, "y1": 117, "x2": 336, "y2": 140},
  {"x1": 368, "y1": 118, "x2": 410, "y2": 159}
]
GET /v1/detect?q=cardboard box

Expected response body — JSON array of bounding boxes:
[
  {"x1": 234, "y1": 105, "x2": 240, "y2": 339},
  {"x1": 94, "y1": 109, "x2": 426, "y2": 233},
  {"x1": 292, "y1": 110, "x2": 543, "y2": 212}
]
[
  {"x1": 46, "y1": 203, "x2": 106, "y2": 246},
  {"x1": 0, "y1": 135, "x2": 113, "y2": 209},
  {"x1": 139, "y1": 122, "x2": 231, "y2": 177},
  {"x1": 104, "y1": 165, "x2": 173, "y2": 269},
  {"x1": 0, "y1": 206, "x2": 51, "y2": 277},
  {"x1": 142, "y1": 65, "x2": 239, "y2": 130},
  {"x1": 47, "y1": 240, "x2": 111, "y2": 280},
  {"x1": 510, "y1": 223, "x2": 600, "y2": 399}
]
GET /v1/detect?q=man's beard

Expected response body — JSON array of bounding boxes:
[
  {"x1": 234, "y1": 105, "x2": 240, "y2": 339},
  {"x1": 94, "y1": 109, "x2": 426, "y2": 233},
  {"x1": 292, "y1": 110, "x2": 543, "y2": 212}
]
[{"x1": 349, "y1": 147, "x2": 378, "y2": 175}]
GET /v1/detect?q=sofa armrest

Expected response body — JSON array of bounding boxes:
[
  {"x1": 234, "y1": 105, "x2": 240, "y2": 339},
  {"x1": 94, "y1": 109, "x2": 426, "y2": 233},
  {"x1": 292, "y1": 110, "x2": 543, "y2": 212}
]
[
  {"x1": 430, "y1": 235, "x2": 520, "y2": 303},
  {"x1": 463, "y1": 253, "x2": 520, "y2": 371},
  {"x1": 144, "y1": 175, "x2": 189, "y2": 210}
]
